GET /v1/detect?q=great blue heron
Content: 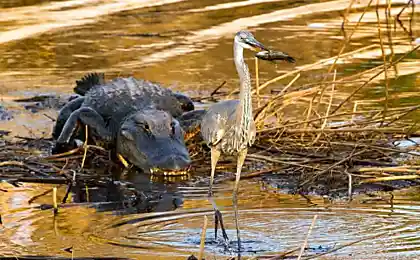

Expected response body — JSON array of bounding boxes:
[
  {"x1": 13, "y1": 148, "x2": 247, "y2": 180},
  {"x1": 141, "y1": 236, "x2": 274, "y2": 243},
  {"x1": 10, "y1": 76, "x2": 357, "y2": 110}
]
[{"x1": 200, "y1": 30, "x2": 269, "y2": 253}]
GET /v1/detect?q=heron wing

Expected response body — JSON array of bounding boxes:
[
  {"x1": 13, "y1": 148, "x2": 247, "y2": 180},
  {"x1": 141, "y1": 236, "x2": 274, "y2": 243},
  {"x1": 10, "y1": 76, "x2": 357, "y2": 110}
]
[{"x1": 200, "y1": 100, "x2": 239, "y2": 146}]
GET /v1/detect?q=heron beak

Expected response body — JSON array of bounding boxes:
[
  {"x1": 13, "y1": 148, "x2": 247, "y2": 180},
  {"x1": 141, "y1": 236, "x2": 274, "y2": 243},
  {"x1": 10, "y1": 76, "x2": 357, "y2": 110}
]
[{"x1": 247, "y1": 38, "x2": 268, "y2": 52}]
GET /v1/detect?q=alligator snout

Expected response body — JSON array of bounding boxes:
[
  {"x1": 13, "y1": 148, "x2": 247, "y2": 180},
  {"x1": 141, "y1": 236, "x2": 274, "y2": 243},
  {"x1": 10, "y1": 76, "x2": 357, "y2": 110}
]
[
  {"x1": 117, "y1": 111, "x2": 192, "y2": 175},
  {"x1": 149, "y1": 154, "x2": 191, "y2": 175}
]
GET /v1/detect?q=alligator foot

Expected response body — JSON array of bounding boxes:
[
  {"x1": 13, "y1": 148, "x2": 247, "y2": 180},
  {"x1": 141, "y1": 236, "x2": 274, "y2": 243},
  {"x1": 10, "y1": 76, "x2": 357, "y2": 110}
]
[
  {"x1": 51, "y1": 141, "x2": 79, "y2": 154},
  {"x1": 56, "y1": 107, "x2": 112, "y2": 145}
]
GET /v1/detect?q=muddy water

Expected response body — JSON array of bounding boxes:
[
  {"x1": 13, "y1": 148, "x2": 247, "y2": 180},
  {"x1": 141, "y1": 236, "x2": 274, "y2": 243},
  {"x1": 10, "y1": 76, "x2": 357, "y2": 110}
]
[{"x1": 1, "y1": 0, "x2": 420, "y2": 259}]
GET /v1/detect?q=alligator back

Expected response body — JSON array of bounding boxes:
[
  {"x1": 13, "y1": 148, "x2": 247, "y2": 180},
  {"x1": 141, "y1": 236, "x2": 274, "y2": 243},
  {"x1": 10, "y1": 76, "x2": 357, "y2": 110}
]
[
  {"x1": 74, "y1": 73, "x2": 105, "y2": 95},
  {"x1": 82, "y1": 77, "x2": 186, "y2": 127}
]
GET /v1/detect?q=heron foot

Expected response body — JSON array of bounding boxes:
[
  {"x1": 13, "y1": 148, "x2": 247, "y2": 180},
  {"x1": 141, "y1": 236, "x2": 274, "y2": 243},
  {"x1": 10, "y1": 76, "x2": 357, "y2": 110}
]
[
  {"x1": 208, "y1": 188, "x2": 230, "y2": 249},
  {"x1": 214, "y1": 208, "x2": 230, "y2": 248}
]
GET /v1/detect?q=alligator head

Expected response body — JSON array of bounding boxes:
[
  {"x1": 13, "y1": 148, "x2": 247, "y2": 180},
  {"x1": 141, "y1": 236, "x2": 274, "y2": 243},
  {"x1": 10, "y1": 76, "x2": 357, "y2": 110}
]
[{"x1": 116, "y1": 109, "x2": 191, "y2": 175}]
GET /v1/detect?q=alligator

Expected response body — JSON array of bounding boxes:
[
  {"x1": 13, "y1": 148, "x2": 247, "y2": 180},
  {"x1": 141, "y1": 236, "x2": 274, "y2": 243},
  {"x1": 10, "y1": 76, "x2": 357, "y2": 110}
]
[{"x1": 53, "y1": 73, "x2": 195, "y2": 175}]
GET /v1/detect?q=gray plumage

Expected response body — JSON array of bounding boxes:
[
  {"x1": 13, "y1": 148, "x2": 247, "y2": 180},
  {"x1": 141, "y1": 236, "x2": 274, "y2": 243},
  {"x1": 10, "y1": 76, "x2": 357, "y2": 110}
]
[
  {"x1": 201, "y1": 99, "x2": 256, "y2": 154},
  {"x1": 200, "y1": 30, "x2": 268, "y2": 253}
]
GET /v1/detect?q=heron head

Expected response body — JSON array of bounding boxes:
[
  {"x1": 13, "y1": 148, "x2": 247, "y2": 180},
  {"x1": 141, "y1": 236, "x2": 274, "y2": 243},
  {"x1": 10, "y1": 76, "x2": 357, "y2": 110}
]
[{"x1": 235, "y1": 30, "x2": 268, "y2": 52}]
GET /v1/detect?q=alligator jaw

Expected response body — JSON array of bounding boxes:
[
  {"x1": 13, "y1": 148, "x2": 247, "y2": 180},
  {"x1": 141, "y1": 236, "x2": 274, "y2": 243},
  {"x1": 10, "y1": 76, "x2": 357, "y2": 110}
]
[{"x1": 150, "y1": 166, "x2": 191, "y2": 176}]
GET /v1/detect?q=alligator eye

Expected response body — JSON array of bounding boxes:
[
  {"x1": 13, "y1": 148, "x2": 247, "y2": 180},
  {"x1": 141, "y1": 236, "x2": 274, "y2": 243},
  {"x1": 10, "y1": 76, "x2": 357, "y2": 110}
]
[{"x1": 143, "y1": 123, "x2": 150, "y2": 132}]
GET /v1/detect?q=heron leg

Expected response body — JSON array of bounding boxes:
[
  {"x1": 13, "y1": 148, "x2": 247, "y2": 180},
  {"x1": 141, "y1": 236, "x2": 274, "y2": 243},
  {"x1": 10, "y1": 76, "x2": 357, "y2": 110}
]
[
  {"x1": 208, "y1": 148, "x2": 229, "y2": 245},
  {"x1": 234, "y1": 148, "x2": 247, "y2": 255}
]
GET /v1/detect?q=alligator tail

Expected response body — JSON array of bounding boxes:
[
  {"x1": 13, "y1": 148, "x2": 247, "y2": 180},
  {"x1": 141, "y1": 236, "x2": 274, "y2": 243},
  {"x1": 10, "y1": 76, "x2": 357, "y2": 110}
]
[{"x1": 74, "y1": 72, "x2": 105, "y2": 96}]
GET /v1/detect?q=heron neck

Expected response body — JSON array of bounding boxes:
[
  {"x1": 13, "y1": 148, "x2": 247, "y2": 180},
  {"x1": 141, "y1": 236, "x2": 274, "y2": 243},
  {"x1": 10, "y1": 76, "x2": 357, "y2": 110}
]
[{"x1": 234, "y1": 43, "x2": 253, "y2": 126}]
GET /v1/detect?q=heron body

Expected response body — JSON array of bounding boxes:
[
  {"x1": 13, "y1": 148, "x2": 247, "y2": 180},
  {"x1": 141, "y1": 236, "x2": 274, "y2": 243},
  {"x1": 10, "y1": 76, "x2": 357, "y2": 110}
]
[
  {"x1": 201, "y1": 99, "x2": 256, "y2": 154},
  {"x1": 201, "y1": 31, "x2": 260, "y2": 158},
  {"x1": 200, "y1": 30, "x2": 267, "y2": 254}
]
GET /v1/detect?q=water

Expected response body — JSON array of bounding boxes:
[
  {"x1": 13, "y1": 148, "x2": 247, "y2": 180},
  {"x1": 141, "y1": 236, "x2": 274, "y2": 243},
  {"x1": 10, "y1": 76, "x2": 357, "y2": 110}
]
[
  {"x1": 1, "y1": 0, "x2": 420, "y2": 259},
  {"x1": 1, "y1": 181, "x2": 420, "y2": 259}
]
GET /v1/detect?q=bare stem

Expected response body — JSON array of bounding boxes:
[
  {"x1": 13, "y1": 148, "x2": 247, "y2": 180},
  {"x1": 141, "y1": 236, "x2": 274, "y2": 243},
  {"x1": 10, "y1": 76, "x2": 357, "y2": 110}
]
[
  {"x1": 297, "y1": 215, "x2": 318, "y2": 260},
  {"x1": 198, "y1": 215, "x2": 208, "y2": 260}
]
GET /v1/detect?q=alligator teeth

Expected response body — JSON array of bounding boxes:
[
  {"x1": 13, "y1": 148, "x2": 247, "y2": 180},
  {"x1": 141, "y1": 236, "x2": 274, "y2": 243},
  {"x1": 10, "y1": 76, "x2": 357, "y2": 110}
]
[
  {"x1": 149, "y1": 168, "x2": 188, "y2": 176},
  {"x1": 150, "y1": 168, "x2": 160, "y2": 174}
]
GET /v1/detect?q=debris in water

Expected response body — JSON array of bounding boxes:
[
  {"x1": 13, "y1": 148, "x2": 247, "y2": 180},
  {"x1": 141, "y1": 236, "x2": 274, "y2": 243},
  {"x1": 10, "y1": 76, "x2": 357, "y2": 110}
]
[{"x1": 0, "y1": 105, "x2": 13, "y2": 121}]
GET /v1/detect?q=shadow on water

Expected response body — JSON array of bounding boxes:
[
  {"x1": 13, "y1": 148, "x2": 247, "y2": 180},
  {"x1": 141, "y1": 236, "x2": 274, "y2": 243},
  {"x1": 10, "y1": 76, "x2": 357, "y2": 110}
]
[
  {"x1": 1, "y1": 0, "x2": 420, "y2": 259},
  {"x1": 1, "y1": 177, "x2": 420, "y2": 259}
]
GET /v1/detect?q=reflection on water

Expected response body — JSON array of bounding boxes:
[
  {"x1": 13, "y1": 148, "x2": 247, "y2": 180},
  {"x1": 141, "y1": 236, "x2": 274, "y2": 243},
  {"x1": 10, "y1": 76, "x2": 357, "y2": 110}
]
[
  {"x1": 1, "y1": 180, "x2": 420, "y2": 259},
  {"x1": 1, "y1": 0, "x2": 420, "y2": 259}
]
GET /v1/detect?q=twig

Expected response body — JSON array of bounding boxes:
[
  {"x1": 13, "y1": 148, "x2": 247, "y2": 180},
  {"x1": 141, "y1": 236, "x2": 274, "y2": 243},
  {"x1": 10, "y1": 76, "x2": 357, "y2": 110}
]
[
  {"x1": 215, "y1": 167, "x2": 283, "y2": 184},
  {"x1": 254, "y1": 73, "x2": 300, "y2": 123},
  {"x1": 28, "y1": 188, "x2": 53, "y2": 204},
  {"x1": 297, "y1": 215, "x2": 318, "y2": 260},
  {"x1": 345, "y1": 168, "x2": 353, "y2": 201},
  {"x1": 193, "y1": 81, "x2": 228, "y2": 102},
  {"x1": 331, "y1": 44, "x2": 420, "y2": 114},
  {"x1": 81, "y1": 125, "x2": 89, "y2": 169},
  {"x1": 312, "y1": 70, "x2": 336, "y2": 144},
  {"x1": 6, "y1": 177, "x2": 68, "y2": 184},
  {"x1": 385, "y1": 0, "x2": 396, "y2": 74},
  {"x1": 326, "y1": 0, "x2": 373, "y2": 74},
  {"x1": 253, "y1": 44, "x2": 377, "y2": 94},
  {"x1": 62, "y1": 182, "x2": 73, "y2": 204},
  {"x1": 117, "y1": 154, "x2": 130, "y2": 168},
  {"x1": 53, "y1": 187, "x2": 58, "y2": 215},
  {"x1": 247, "y1": 154, "x2": 323, "y2": 171},
  {"x1": 262, "y1": 246, "x2": 301, "y2": 260},
  {"x1": 255, "y1": 57, "x2": 261, "y2": 108},
  {"x1": 303, "y1": 231, "x2": 390, "y2": 260},
  {"x1": 0, "y1": 161, "x2": 25, "y2": 167},
  {"x1": 44, "y1": 148, "x2": 81, "y2": 159},
  {"x1": 260, "y1": 127, "x2": 408, "y2": 135},
  {"x1": 376, "y1": 0, "x2": 389, "y2": 125},
  {"x1": 198, "y1": 215, "x2": 208, "y2": 260},
  {"x1": 210, "y1": 81, "x2": 226, "y2": 96},
  {"x1": 358, "y1": 166, "x2": 420, "y2": 173},
  {"x1": 395, "y1": 0, "x2": 414, "y2": 40},
  {"x1": 300, "y1": 148, "x2": 367, "y2": 186},
  {"x1": 360, "y1": 175, "x2": 420, "y2": 183}
]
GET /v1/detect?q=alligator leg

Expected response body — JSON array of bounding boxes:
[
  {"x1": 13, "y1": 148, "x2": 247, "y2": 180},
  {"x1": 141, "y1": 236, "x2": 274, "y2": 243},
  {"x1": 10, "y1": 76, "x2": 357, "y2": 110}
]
[
  {"x1": 54, "y1": 107, "x2": 112, "y2": 153},
  {"x1": 52, "y1": 96, "x2": 85, "y2": 140}
]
